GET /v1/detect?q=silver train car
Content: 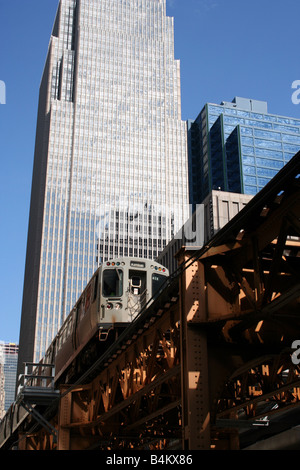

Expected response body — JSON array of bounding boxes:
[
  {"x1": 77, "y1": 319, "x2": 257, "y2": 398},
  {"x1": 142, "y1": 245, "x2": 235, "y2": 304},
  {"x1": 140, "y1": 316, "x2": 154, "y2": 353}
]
[
  {"x1": 42, "y1": 257, "x2": 169, "y2": 383},
  {"x1": 0, "y1": 258, "x2": 169, "y2": 448}
]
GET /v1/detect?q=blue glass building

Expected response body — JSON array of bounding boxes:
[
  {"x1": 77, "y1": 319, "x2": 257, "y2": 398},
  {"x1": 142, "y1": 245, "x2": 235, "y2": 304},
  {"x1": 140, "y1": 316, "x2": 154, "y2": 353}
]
[{"x1": 188, "y1": 97, "x2": 300, "y2": 205}]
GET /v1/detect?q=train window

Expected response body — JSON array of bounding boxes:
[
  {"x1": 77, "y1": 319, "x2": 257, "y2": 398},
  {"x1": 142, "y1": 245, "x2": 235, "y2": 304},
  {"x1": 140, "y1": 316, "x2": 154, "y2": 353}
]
[
  {"x1": 85, "y1": 284, "x2": 92, "y2": 311},
  {"x1": 131, "y1": 276, "x2": 141, "y2": 287},
  {"x1": 152, "y1": 273, "x2": 167, "y2": 297},
  {"x1": 130, "y1": 276, "x2": 141, "y2": 295},
  {"x1": 93, "y1": 274, "x2": 99, "y2": 302},
  {"x1": 66, "y1": 314, "x2": 73, "y2": 336},
  {"x1": 129, "y1": 270, "x2": 146, "y2": 295},
  {"x1": 78, "y1": 299, "x2": 84, "y2": 321},
  {"x1": 102, "y1": 269, "x2": 123, "y2": 297}
]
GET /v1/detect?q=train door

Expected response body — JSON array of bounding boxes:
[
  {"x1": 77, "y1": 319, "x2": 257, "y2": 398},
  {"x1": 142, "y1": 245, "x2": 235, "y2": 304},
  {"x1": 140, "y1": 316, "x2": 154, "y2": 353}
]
[{"x1": 127, "y1": 269, "x2": 147, "y2": 320}]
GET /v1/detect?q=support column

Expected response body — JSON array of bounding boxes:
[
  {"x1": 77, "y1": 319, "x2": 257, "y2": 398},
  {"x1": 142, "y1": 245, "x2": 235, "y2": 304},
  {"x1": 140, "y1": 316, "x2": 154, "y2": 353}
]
[
  {"x1": 57, "y1": 386, "x2": 72, "y2": 450},
  {"x1": 178, "y1": 249, "x2": 211, "y2": 450}
]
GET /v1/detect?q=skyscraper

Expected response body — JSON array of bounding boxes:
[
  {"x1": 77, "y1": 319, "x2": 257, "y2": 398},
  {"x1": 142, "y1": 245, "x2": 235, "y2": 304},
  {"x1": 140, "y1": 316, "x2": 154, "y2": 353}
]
[
  {"x1": 0, "y1": 343, "x2": 19, "y2": 417},
  {"x1": 18, "y1": 0, "x2": 189, "y2": 369},
  {"x1": 188, "y1": 97, "x2": 300, "y2": 206}
]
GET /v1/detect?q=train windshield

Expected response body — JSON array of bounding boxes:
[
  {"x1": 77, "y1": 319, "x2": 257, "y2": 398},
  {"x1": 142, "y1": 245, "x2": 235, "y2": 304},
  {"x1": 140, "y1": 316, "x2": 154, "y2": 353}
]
[
  {"x1": 102, "y1": 269, "x2": 123, "y2": 297},
  {"x1": 152, "y1": 273, "x2": 167, "y2": 297}
]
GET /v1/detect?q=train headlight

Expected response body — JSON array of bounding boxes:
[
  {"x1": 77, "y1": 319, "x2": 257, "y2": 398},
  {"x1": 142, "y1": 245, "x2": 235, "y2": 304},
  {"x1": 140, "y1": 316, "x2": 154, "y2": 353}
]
[{"x1": 115, "y1": 303, "x2": 122, "y2": 310}]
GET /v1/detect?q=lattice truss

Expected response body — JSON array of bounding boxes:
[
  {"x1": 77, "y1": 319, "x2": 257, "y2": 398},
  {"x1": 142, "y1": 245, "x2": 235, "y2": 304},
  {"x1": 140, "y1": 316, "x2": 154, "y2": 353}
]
[
  {"x1": 57, "y1": 306, "x2": 182, "y2": 450},
  {"x1": 178, "y1": 159, "x2": 300, "y2": 448},
  {"x1": 10, "y1": 153, "x2": 300, "y2": 451}
]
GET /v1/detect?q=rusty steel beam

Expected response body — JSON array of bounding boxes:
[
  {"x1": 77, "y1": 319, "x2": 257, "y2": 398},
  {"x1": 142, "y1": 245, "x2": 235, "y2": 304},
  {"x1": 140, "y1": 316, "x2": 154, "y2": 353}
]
[
  {"x1": 178, "y1": 253, "x2": 211, "y2": 450},
  {"x1": 10, "y1": 152, "x2": 300, "y2": 451},
  {"x1": 56, "y1": 301, "x2": 182, "y2": 450},
  {"x1": 175, "y1": 153, "x2": 300, "y2": 449}
]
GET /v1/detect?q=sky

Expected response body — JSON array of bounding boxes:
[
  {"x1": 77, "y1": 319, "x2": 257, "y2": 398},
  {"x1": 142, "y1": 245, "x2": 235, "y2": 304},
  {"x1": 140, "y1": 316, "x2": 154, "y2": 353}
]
[{"x1": 0, "y1": 0, "x2": 299, "y2": 343}]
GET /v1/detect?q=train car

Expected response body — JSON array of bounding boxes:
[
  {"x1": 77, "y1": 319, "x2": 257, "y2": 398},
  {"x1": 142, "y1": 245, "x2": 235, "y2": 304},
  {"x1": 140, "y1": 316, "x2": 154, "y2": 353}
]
[
  {"x1": 0, "y1": 258, "x2": 169, "y2": 449},
  {"x1": 44, "y1": 257, "x2": 169, "y2": 383}
]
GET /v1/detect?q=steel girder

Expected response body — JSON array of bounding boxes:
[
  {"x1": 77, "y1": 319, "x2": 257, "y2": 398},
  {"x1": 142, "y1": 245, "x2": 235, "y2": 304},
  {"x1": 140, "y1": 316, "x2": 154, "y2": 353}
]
[
  {"x1": 12, "y1": 152, "x2": 300, "y2": 450},
  {"x1": 177, "y1": 152, "x2": 300, "y2": 449}
]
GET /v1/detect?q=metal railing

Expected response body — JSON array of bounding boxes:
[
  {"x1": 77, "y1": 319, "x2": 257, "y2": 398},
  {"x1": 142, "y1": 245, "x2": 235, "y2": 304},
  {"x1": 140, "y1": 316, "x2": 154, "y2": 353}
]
[{"x1": 17, "y1": 362, "x2": 57, "y2": 403}]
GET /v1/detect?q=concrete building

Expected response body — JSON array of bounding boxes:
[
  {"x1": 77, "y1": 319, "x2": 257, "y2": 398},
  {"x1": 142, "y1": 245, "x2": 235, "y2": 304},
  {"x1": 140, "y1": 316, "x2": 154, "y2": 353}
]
[{"x1": 157, "y1": 190, "x2": 253, "y2": 274}]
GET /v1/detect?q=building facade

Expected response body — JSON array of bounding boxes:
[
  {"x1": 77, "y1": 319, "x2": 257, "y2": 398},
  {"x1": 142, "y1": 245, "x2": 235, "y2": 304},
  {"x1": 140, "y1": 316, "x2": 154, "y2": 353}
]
[
  {"x1": 18, "y1": 0, "x2": 189, "y2": 369},
  {"x1": 188, "y1": 97, "x2": 300, "y2": 205},
  {"x1": 0, "y1": 343, "x2": 18, "y2": 417},
  {"x1": 157, "y1": 190, "x2": 253, "y2": 274}
]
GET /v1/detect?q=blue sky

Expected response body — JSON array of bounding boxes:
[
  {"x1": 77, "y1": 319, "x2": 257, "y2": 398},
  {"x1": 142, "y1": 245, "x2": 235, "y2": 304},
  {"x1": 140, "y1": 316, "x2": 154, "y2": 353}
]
[{"x1": 0, "y1": 0, "x2": 299, "y2": 343}]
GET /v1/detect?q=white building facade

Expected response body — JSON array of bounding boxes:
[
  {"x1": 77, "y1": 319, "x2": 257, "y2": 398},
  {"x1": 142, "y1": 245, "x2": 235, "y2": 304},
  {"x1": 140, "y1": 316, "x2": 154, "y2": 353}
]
[{"x1": 0, "y1": 343, "x2": 19, "y2": 417}]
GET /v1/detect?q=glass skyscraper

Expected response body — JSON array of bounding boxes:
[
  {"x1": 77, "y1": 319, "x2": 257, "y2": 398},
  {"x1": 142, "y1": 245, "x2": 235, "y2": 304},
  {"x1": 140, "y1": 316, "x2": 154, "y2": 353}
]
[
  {"x1": 18, "y1": 0, "x2": 189, "y2": 368},
  {"x1": 188, "y1": 97, "x2": 300, "y2": 205}
]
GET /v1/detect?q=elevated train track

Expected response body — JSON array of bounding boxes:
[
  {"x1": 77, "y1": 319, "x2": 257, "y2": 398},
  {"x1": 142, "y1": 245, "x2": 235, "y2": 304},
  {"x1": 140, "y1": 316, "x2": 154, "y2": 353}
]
[{"x1": 1, "y1": 151, "x2": 300, "y2": 450}]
